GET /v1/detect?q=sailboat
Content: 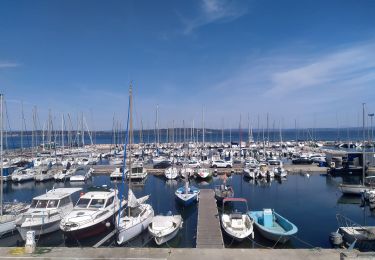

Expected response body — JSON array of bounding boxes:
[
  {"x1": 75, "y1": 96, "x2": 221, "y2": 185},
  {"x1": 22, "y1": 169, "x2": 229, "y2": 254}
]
[
  {"x1": 116, "y1": 190, "x2": 154, "y2": 244},
  {"x1": 340, "y1": 104, "x2": 372, "y2": 195},
  {"x1": 175, "y1": 178, "x2": 200, "y2": 206},
  {"x1": 116, "y1": 83, "x2": 154, "y2": 245},
  {"x1": 164, "y1": 166, "x2": 178, "y2": 180},
  {"x1": 175, "y1": 136, "x2": 200, "y2": 206}
]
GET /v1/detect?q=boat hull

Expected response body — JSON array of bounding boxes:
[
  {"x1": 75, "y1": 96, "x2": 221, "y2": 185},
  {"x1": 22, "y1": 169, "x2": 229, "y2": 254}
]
[
  {"x1": 116, "y1": 210, "x2": 154, "y2": 244},
  {"x1": 17, "y1": 219, "x2": 61, "y2": 241},
  {"x1": 175, "y1": 193, "x2": 198, "y2": 206},
  {"x1": 248, "y1": 211, "x2": 298, "y2": 244},
  {"x1": 339, "y1": 184, "x2": 366, "y2": 195},
  {"x1": 62, "y1": 215, "x2": 115, "y2": 240},
  {"x1": 0, "y1": 218, "x2": 16, "y2": 237}
]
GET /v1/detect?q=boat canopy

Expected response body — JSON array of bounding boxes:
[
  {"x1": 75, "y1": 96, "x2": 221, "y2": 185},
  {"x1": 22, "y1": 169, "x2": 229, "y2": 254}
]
[{"x1": 34, "y1": 188, "x2": 82, "y2": 200}]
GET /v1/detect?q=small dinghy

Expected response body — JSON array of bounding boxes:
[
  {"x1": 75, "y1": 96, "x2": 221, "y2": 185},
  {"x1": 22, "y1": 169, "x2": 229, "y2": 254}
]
[
  {"x1": 214, "y1": 184, "x2": 234, "y2": 203},
  {"x1": 196, "y1": 168, "x2": 211, "y2": 179},
  {"x1": 220, "y1": 198, "x2": 254, "y2": 241},
  {"x1": 248, "y1": 209, "x2": 298, "y2": 243},
  {"x1": 214, "y1": 174, "x2": 234, "y2": 203},
  {"x1": 148, "y1": 213, "x2": 183, "y2": 245}
]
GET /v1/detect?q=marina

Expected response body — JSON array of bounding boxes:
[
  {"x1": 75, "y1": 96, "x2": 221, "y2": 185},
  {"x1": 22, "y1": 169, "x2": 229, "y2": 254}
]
[
  {"x1": 0, "y1": 156, "x2": 375, "y2": 250},
  {"x1": 1, "y1": 1, "x2": 375, "y2": 258}
]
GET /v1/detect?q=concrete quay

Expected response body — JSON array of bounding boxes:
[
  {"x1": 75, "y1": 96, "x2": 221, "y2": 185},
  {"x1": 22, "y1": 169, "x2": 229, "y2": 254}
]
[
  {"x1": 1, "y1": 247, "x2": 345, "y2": 260},
  {"x1": 92, "y1": 164, "x2": 328, "y2": 176}
]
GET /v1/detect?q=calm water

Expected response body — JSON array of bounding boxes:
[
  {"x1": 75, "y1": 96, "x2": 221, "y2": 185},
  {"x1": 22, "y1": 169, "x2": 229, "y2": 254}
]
[
  {"x1": 5, "y1": 128, "x2": 370, "y2": 150},
  {"x1": 1, "y1": 170, "x2": 374, "y2": 249}
]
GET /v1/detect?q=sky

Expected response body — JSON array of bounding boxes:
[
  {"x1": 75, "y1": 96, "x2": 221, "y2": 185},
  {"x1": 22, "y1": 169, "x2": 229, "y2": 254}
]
[{"x1": 1, "y1": 0, "x2": 375, "y2": 130}]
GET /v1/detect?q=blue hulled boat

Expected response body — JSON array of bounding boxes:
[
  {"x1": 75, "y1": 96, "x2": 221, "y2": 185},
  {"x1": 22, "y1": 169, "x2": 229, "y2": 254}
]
[
  {"x1": 248, "y1": 209, "x2": 298, "y2": 243},
  {"x1": 175, "y1": 182, "x2": 200, "y2": 206}
]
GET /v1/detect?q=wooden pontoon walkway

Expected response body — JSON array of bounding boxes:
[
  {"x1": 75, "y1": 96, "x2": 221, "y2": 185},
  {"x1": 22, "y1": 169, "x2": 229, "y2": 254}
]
[{"x1": 196, "y1": 189, "x2": 224, "y2": 248}]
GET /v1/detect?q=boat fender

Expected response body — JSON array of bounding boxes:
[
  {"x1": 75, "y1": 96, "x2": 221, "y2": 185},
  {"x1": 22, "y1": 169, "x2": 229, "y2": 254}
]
[
  {"x1": 329, "y1": 231, "x2": 343, "y2": 246},
  {"x1": 105, "y1": 222, "x2": 111, "y2": 228}
]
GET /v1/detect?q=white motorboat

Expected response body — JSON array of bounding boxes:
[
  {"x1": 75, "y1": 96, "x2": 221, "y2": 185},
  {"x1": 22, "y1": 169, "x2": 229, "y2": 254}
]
[
  {"x1": 54, "y1": 168, "x2": 75, "y2": 181},
  {"x1": 152, "y1": 156, "x2": 171, "y2": 166},
  {"x1": 34, "y1": 167, "x2": 55, "y2": 182},
  {"x1": 255, "y1": 163, "x2": 268, "y2": 178},
  {"x1": 196, "y1": 167, "x2": 211, "y2": 179},
  {"x1": 16, "y1": 188, "x2": 82, "y2": 240},
  {"x1": 126, "y1": 165, "x2": 147, "y2": 180},
  {"x1": 164, "y1": 167, "x2": 178, "y2": 180},
  {"x1": 245, "y1": 158, "x2": 259, "y2": 168},
  {"x1": 109, "y1": 157, "x2": 123, "y2": 165},
  {"x1": 220, "y1": 198, "x2": 254, "y2": 241},
  {"x1": 11, "y1": 168, "x2": 36, "y2": 182},
  {"x1": 243, "y1": 167, "x2": 256, "y2": 179},
  {"x1": 339, "y1": 184, "x2": 366, "y2": 195},
  {"x1": 60, "y1": 186, "x2": 125, "y2": 240},
  {"x1": 273, "y1": 165, "x2": 287, "y2": 178},
  {"x1": 110, "y1": 167, "x2": 126, "y2": 179},
  {"x1": 69, "y1": 166, "x2": 93, "y2": 182},
  {"x1": 116, "y1": 189, "x2": 154, "y2": 245},
  {"x1": 148, "y1": 214, "x2": 183, "y2": 245},
  {"x1": 180, "y1": 166, "x2": 194, "y2": 179}
]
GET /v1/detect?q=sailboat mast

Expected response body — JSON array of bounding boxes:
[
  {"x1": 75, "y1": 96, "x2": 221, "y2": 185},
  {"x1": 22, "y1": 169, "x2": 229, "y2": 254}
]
[
  {"x1": 156, "y1": 105, "x2": 159, "y2": 145},
  {"x1": 363, "y1": 103, "x2": 366, "y2": 185},
  {"x1": 21, "y1": 101, "x2": 24, "y2": 153},
  {"x1": 128, "y1": 83, "x2": 133, "y2": 217},
  {"x1": 202, "y1": 106, "x2": 205, "y2": 147},
  {"x1": 62, "y1": 114, "x2": 64, "y2": 153}
]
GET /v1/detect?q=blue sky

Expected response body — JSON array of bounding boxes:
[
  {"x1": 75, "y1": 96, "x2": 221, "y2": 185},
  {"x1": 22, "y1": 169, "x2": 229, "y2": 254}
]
[{"x1": 1, "y1": 0, "x2": 375, "y2": 130}]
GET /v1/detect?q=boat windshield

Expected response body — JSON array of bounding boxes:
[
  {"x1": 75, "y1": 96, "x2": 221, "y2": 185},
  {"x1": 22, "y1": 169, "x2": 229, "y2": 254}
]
[
  {"x1": 35, "y1": 200, "x2": 48, "y2": 208},
  {"x1": 223, "y1": 201, "x2": 248, "y2": 215},
  {"x1": 132, "y1": 167, "x2": 143, "y2": 174},
  {"x1": 89, "y1": 199, "x2": 105, "y2": 209},
  {"x1": 75, "y1": 169, "x2": 86, "y2": 176},
  {"x1": 47, "y1": 199, "x2": 59, "y2": 208},
  {"x1": 30, "y1": 199, "x2": 38, "y2": 208},
  {"x1": 76, "y1": 198, "x2": 91, "y2": 208}
]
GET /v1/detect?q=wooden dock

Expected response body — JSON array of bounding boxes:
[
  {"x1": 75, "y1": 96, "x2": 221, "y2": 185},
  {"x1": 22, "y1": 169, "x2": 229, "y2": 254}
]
[{"x1": 196, "y1": 189, "x2": 224, "y2": 248}]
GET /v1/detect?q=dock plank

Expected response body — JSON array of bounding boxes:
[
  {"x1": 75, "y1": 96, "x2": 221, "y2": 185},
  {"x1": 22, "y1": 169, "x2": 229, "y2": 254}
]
[{"x1": 196, "y1": 189, "x2": 224, "y2": 248}]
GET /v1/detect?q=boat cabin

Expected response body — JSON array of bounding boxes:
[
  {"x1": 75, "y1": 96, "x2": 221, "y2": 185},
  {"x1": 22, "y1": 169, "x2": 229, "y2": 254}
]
[
  {"x1": 29, "y1": 188, "x2": 82, "y2": 210},
  {"x1": 75, "y1": 191, "x2": 115, "y2": 210}
]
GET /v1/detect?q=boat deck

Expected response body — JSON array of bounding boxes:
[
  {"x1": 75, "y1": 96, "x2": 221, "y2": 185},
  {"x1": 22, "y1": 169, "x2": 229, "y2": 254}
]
[{"x1": 196, "y1": 189, "x2": 224, "y2": 248}]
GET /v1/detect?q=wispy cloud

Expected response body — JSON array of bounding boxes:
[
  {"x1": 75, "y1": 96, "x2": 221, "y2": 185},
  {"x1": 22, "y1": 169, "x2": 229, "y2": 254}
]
[
  {"x1": 0, "y1": 61, "x2": 19, "y2": 68},
  {"x1": 267, "y1": 44, "x2": 375, "y2": 96},
  {"x1": 180, "y1": 0, "x2": 248, "y2": 34},
  {"x1": 194, "y1": 41, "x2": 375, "y2": 126}
]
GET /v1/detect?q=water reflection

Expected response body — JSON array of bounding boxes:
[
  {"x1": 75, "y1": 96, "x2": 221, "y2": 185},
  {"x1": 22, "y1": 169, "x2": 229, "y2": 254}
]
[{"x1": 337, "y1": 195, "x2": 362, "y2": 205}]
